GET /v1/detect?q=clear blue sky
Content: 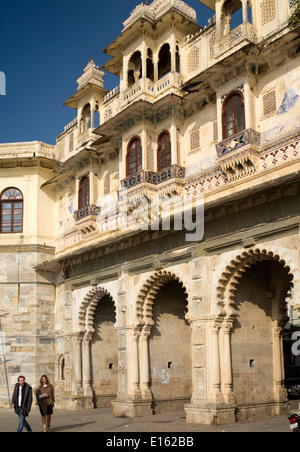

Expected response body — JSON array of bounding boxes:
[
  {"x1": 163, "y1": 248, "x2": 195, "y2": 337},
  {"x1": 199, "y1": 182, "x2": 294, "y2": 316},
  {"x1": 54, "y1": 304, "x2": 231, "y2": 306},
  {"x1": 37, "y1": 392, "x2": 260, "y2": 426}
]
[{"x1": 0, "y1": 0, "x2": 214, "y2": 145}]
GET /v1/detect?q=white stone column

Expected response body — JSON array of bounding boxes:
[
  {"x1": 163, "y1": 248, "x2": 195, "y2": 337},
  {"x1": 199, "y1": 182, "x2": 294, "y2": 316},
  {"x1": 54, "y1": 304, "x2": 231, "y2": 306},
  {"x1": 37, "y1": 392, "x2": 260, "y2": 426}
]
[
  {"x1": 211, "y1": 320, "x2": 224, "y2": 404},
  {"x1": 123, "y1": 54, "x2": 128, "y2": 90},
  {"x1": 82, "y1": 333, "x2": 93, "y2": 396},
  {"x1": 141, "y1": 327, "x2": 152, "y2": 399},
  {"x1": 222, "y1": 320, "x2": 236, "y2": 404},
  {"x1": 170, "y1": 33, "x2": 177, "y2": 73},
  {"x1": 141, "y1": 40, "x2": 147, "y2": 79},
  {"x1": 273, "y1": 321, "x2": 287, "y2": 401},
  {"x1": 75, "y1": 333, "x2": 83, "y2": 392},
  {"x1": 131, "y1": 328, "x2": 141, "y2": 397},
  {"x1": 154, "y1": 55, "x2": 159, "y2": 83},
  {"x1": 170, "y1": 121, "x2": 177, "y2": 166},
  {"x1": 242, "y1": 0, "x2": 249, "y2": 24},
  {"x1": 91, "y1": 107, "x2": 95, "y2": 129}
]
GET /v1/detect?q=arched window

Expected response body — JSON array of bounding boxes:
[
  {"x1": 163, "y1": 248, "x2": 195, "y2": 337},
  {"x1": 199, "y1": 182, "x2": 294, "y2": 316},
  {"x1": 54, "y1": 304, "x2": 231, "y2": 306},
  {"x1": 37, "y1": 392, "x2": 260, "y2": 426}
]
[
  {"x1": 126, "y1": 137, "x2": 142, "y2": 177},
  {"x1": 78, "y1": 176, "x2": 90, "y2": 209},
  {"x1": 80, "y1": 104, "x2": 91, "y2": 134},
  {"x1": 222, "y1": 91, "x2": 245, "y2": 139},
  {"x1": 147, "y1": 48, "x2": 154, "y2": 82},
  {"x1": 176, "y1": 45, "x2": 180, "y2": 73},
  {"x1": 158, "y1": 44, "x2": 171, "y2": 80},
  {"x1": 128, "y1": 51, "x2": 142, "y2": 88},
  {"x1": 157, "y1": 131, "x2": 171, "y2": 171},
  {"x1": 0, "y1": 188, "x2": 23, "y2": 233}
]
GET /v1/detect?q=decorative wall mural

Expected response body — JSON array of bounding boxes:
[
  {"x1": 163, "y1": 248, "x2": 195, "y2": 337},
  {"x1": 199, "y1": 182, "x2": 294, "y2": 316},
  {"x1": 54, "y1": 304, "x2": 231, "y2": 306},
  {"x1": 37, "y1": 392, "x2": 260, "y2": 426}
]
[
  {"x1": 68, "y1": 196, "x2": 74, "y2": 214},
  {"x1": 277, "y1": 69, "x2": 300, "y2": 115},
  {"x1": 278, "y1": 88, "x2": 299, "y2": 114},
  {"x1": 262, "y1": 115, "x2": 300, "y2": 145}
]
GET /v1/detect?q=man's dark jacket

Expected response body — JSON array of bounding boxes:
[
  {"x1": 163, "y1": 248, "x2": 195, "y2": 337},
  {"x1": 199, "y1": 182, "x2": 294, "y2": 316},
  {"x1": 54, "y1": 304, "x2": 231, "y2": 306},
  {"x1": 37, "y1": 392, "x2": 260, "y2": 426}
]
[{"x1": 12, "y1": 383, "x2": 33, "y2": 417}]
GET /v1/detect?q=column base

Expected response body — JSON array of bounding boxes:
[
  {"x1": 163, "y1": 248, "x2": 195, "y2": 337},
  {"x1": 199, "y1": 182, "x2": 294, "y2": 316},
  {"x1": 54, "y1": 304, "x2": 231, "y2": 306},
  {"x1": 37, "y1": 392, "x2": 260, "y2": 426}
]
[
  {"x1": 56, "y1": 395, "x2": 94, "y2": 410},
  {"x1": 185, "y1": 399, "x2": 290, "y2": 425},
  {"x1": 112, "y1": 399, "x2": 153, "y2": 418},
  {"x1": 235, "y1": 399, "x2": 289, "y2": 422},
  {"x1": 185, "y1": 403, "x2": 236, "y2": 426}
]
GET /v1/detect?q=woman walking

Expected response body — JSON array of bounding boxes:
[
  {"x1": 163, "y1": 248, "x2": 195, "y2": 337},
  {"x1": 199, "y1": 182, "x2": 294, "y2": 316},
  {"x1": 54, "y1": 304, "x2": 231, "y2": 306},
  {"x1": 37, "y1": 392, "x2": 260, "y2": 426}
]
[{"x1": 36, "y1": 375, "x2": 55, "y2": 432}]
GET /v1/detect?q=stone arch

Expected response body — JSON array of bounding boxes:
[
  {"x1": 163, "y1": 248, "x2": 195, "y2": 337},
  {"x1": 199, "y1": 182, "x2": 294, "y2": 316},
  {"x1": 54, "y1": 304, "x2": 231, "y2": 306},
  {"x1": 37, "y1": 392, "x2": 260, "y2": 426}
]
[
  {"x1": 78, "y1": 286, "x2": 116, "y2": 333},
  {"x1": 136, "y1": 271, "x2": 190, "y2": 327},
  {"x1": 76, "y1": 286, "x2": 118, "y2": 409},
  {"x1": 158, "y1": 43, "x2": 171, "y2": 80},
  {"x1": 127, "y1": 50, "x2": 142, "y2": 87},
  {"x1": 216, "y1": 247, "x2": 296, "y2": 320},
  {"x1": 156, "y1": 40, "x2": 171, "y2": 60}
]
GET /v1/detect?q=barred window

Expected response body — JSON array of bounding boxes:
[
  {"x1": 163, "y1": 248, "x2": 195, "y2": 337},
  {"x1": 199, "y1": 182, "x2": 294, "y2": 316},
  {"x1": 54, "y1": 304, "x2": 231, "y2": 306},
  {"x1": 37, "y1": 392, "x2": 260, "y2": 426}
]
[
  {"x1": 157, "y1": 131, "x2": 171, "y2": 171},
  {"x1": 261, "y1": 0, "x2": 276, "y2": 25},
  {"x1": 126, "y1": 137, "x2": 142, "y2": 176},
  {"x1": 213, "y1": 120, "x2": 219, "y2": 142},
  {"x1": 222, "y1": 91, "x2": 245, "y2": 139},
  {"x1": 78, "y1": 176, "x2": 90, "y2": 209},
  {"x1": 190, "y1": 130, "x2": 200, "y2": 153},
  {"x1": 187, "y1": 47, "x2": 200, "y2": 74},
  {"x1": 104, "y1": 177, "x2": 110, "y2": 195},
  {"x1": 263, "y1": 90, "x2": 277, "y2": 116},
  {"x1": 69, "y1": 132, "x2": 74, "y2": 153},
  {"x1": 0, "y1": 188, "x2": 23, "y2": 233}
]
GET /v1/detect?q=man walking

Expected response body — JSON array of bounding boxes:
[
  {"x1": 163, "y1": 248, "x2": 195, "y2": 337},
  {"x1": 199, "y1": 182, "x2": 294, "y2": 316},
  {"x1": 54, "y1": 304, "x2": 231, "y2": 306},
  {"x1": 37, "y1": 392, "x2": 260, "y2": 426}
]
[{"x1": 11, "y1": 376, "x2": 33, "y2": 432}]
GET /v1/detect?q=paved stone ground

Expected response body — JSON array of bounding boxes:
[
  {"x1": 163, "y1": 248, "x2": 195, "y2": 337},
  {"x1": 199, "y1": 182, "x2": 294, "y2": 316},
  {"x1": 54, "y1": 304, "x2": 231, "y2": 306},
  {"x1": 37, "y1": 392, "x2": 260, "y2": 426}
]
[{"x1": 0, "y1": 405, "x2": 296, "y2": 433}]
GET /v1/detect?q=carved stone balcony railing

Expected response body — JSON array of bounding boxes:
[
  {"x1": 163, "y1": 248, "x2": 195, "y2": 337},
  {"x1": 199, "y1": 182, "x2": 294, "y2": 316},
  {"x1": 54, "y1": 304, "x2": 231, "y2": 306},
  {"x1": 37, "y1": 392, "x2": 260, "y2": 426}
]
[
  {"x1": 77, "y1": 128, "x2": 100, "y2": 148},
  {"x1": 216, "y1": 129, "x2": 261, "y2": 182},
  {"x1": 216, "y1": 129, "x2": 261, "y2": 158},
  {"x1": 74, "y1": 204, "x2": 101, "y2": 235},
  {"x1": 120, "y1": 73, "x2": 183, "y2": 106},
  {"x1": 102, "y1": 74, "x2": 184, "y2": 123},
  {"x1": 146, "y1": 164, "x2": 185, "y2": 184},
  {"x1": 215, "y1": 23, "x2": 258, "y2": 57},
  {"x1": 74, "y1": 204, "x2": 101, "y2": 222},
  {"x1": 121, "y1": 165, "x2": 185, "y2": 189},
  {"x1": 103, "y1": 85, "x2": 120, "y2": 104},
  {"x1": 64, "y1": 118, "x2": 77, "y2": 133}
]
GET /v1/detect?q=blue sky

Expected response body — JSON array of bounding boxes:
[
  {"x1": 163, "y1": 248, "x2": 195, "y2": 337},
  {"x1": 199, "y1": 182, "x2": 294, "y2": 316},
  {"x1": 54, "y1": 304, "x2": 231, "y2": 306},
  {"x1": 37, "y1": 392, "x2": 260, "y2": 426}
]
[{"x1": 0, "y1": 0, "x2": 214, "y2": 145}]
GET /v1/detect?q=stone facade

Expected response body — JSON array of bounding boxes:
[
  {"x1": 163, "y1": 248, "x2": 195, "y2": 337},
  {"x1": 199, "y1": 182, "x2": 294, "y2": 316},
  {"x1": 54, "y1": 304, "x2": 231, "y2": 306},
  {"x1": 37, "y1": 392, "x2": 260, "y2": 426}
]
[{"x1": 0, "y1": 0, "x2": 300, "y2": 425}]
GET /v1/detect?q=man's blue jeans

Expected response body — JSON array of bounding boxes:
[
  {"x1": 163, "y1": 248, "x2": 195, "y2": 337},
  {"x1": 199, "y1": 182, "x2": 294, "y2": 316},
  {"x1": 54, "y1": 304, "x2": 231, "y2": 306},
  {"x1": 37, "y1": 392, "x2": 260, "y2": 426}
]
[{"x1": 17, "y1": 408, "x2": 32, "y2": 432}]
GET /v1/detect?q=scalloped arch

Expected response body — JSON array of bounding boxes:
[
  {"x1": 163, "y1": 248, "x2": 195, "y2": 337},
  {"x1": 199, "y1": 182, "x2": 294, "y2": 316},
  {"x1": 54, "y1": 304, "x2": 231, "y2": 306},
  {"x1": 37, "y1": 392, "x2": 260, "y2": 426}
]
[
  {"x1": 136, "y1": 271, "x2": 189, "y2": 327},
  {"x1": 216, "y1": 247, "x2": 296, "y2": 319},
  {"x1": 78, "y1": 286, "x2": 116, "y2": 333},
  {"x1": 157, "y1": 40, "x2": 171, "y2": 58}
]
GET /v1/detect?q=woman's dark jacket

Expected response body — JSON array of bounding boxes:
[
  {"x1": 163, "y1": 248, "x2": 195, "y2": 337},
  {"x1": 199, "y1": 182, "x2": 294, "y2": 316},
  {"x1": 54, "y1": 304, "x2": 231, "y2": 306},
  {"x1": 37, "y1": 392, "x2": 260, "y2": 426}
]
[{"x1": 12, "y1": 383, "x2": 33, "y2": 417}]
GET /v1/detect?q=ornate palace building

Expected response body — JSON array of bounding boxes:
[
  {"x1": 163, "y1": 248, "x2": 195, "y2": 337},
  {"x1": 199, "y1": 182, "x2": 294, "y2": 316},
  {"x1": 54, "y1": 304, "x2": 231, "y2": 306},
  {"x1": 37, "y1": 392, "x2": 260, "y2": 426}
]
[{"x1": 0, "y1": 0, "x2": 299, "y2": 425}]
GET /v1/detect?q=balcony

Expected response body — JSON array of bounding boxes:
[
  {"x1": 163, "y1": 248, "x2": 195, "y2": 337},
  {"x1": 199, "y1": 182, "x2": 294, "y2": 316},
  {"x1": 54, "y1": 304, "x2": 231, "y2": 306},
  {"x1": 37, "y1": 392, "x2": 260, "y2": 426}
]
[
  {"x1": 120, "y1": 73, "x2": 183, "y2": 106},
  {"x1": 101, "y1": 73, "x2": 184, "y2": 125},
  {"x1": 121, "y1": 165, "x2": 185, "y2": 190},
  {"x1": 77, "y1": 128, "x2": 100, "y2": 148},
  {"x1": 216, "y1": 129, "x2": 261, "y2": 158},
  {"x1": 74, "y1": 204, "x2": 101, "y2": 235},
  {"x1": 216, "y1": 129, "x2": 261, "y2": 182},
  {"x1": 215, "y1": 23, "x2": 258, "y2": 57}
]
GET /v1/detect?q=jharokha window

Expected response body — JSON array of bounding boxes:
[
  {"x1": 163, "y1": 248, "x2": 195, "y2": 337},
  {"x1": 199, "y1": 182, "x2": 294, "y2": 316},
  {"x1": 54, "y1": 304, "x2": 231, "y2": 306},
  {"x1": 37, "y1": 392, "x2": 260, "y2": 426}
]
[
  {"x1": 157, "y1": 131, "x2": 171, "y2": 171},
  {"x1": 0, "y1": 188, "x2": 23, "y2": 233},
  {"x1": 126, "y1": 137, "x2": 142, "y2": 177},
  {"x1": 78, "y1": 176, "x2": 90, "y2": 209},
  {"x1": 222, "y1": 91, "x2": 245, "y2": 139}
]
